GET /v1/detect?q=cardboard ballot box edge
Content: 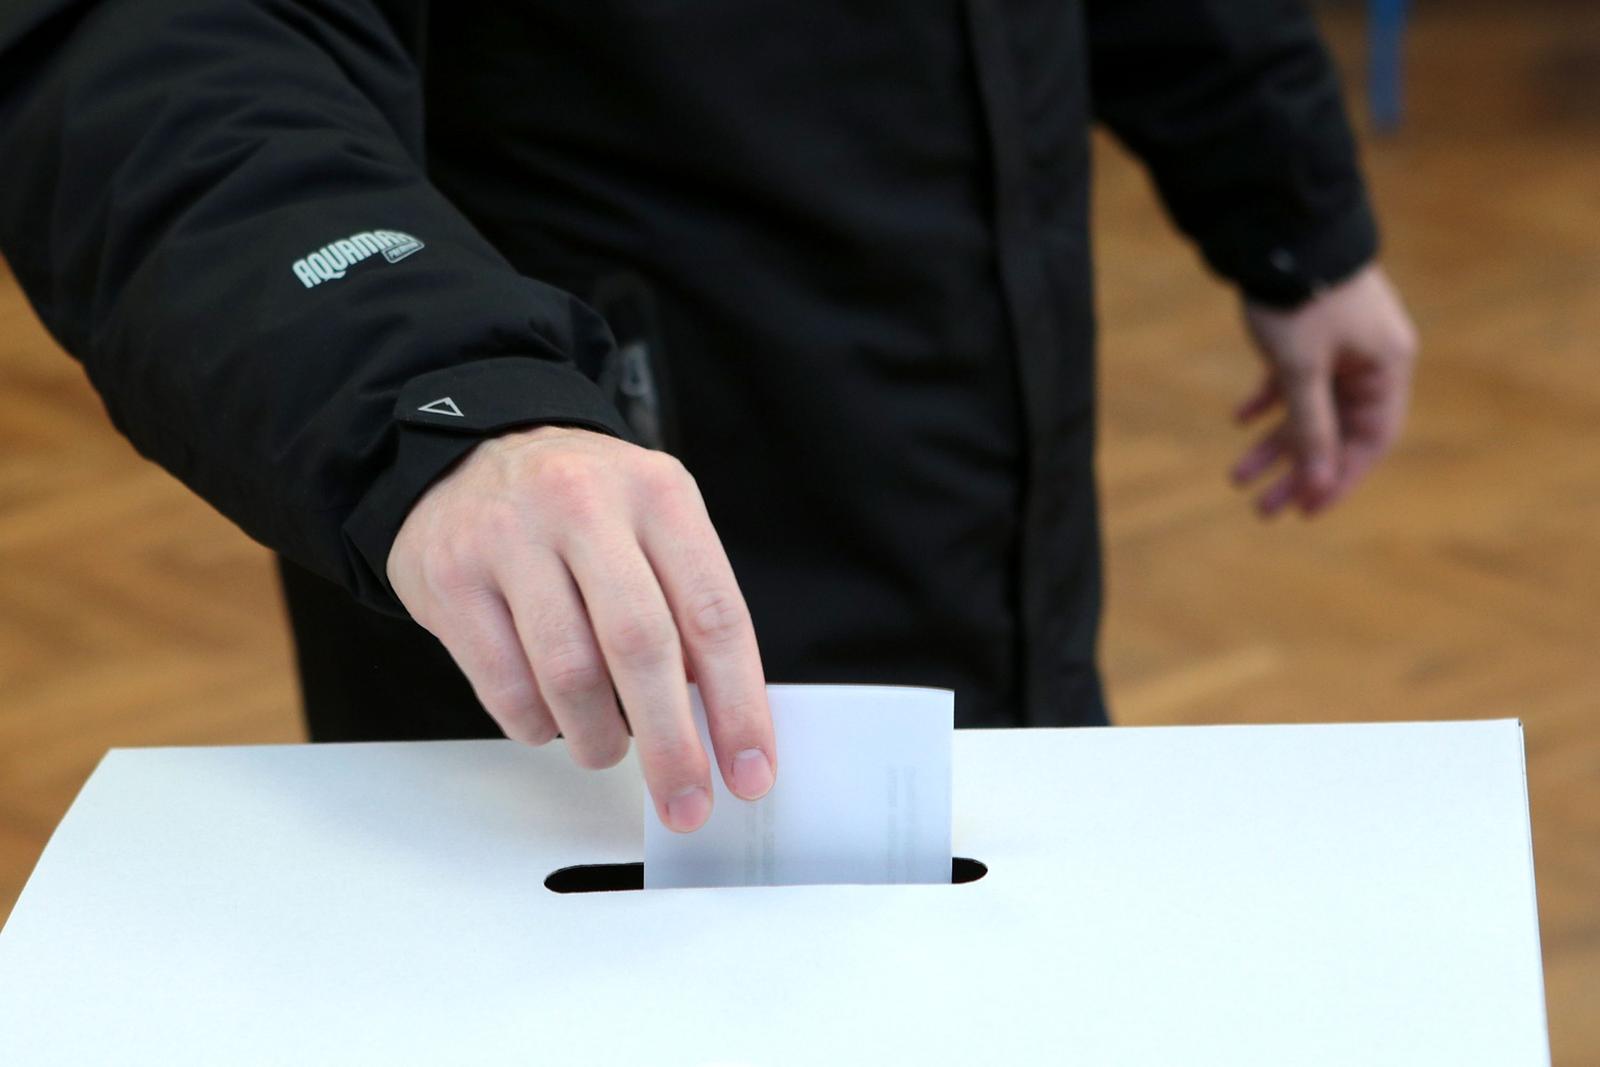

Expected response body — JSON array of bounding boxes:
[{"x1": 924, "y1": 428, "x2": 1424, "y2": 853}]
[{"x1": 0, "y1": 717, "x2": 1550, "y2": 1067}]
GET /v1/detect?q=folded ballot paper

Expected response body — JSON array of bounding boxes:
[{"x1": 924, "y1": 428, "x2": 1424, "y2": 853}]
[{"x1": 645, "y1": 684, "x2": 953, "y2": 889}]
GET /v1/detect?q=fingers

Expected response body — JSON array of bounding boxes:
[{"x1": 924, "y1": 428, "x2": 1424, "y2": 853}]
[
  {"x1": 637, "y1": 466, "x2": 775, "y2": 803},
  {"x1": 503, "y1": 549, "x2": 630, "y2": 770},
  {"x1": 1232, "y1": 423, "x2": 1304, "y2": 518},
  {"x1": 1255, "y1": 469, "x2": 1301, "y2": 517},
  {"x1": 419, "y1": 576, "x2": 559, "y2": 746},
  {"x1": 1278, "y1": 353, "x2": 1342, "y2": 513},
  {"x1": 1230, "y1": 356, "x2": 1339, "y2": 519},
  {"x1": 564, "y1": 525, "x2": 711, "y2": 834},
  {"x1": 1234, "y1": 372, "x2": 1281, "y2": 425},
  {"x1": 1320, "y1": 432, "x2": 1388, "y2": 513},
  {"x1": 1230, "y1": 425, "x2": 1287, "y2": 488},
  {"x1": 1230, "y1": 372, "x2": 1295, "y2": 513}
]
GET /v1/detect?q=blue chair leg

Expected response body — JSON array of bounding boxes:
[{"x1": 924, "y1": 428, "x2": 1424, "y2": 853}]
[{"x1": 1369, "y1": 0, "x2": 1408, "y2": 132}]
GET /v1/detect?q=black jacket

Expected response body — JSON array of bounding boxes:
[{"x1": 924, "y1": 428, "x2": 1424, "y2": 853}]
[{"x1": 0, "y1": 0, "x2": 1375, "y2": 728}]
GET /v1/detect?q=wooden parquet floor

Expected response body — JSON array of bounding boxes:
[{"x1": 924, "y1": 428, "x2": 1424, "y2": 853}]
[{"x1": 2, "y1": 2, "x2": 1595, "y2": 1060}]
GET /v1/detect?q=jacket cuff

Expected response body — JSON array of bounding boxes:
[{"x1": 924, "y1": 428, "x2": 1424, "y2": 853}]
[
  {"x1": 342, "y1": 355, "x2": 634, "y2": 616},
  {"x1": 1203, "y1": 194, "x2": 1380, "y2": 310}
]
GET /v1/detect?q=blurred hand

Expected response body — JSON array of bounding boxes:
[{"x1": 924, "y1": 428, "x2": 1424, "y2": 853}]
[
  {"x1": 1231, "y1": 262, "x2": 1419, "y2": 518},
  {"x1": 387, "y1": 424, "x2": 775, "y2": 832}
]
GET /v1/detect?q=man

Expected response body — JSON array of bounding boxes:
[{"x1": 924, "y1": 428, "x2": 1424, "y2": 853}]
[{"x1": 0, "y1": 1, "x2": 1416, "y2": 834}]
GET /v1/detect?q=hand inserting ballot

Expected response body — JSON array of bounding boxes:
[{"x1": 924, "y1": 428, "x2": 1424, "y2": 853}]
[{"x1": 387, "y1": 425, "x2": 776, "y2": 833}]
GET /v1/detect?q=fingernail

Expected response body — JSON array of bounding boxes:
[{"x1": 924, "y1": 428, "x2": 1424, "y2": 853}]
[
  {"x1": 731, "y1": 748, "x2": 775, "y2": 800},
  {"x1": 665, "y1": 786, "x2": 711, "y2": 833}
]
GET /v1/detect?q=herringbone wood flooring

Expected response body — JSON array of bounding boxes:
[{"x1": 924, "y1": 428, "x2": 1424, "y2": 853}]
[{"x1": 2, "y1": 2, "x2": 1596, "y2": 1061}]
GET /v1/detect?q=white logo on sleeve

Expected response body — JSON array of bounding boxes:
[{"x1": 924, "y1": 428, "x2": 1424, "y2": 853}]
[
  {"x1": 416, "y1": 396, "x2": 464, "y2": 417},
  {"x1": 291, "y1": 230, "x2": 425, "y2": 288}
]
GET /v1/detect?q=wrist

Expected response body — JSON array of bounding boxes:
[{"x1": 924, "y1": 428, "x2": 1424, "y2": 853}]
[{"x1": 344, "y1": 356, "x2": 633, "y2": 616}]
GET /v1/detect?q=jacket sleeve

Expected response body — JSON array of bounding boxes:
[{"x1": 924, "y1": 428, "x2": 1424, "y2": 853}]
[
  {"x1": 0, "y1": 0, "x2": 632, "y2": 615},
  {"x1": 1085, "y1": 0, "x2": 1379, "y2": 307}
]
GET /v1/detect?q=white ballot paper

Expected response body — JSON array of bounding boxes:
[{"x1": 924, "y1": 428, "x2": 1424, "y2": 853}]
[{"x1": 644, "y1": 683, "x2": 952, "y2": 889}]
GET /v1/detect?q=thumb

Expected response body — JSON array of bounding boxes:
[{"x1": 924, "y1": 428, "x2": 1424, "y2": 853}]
[{"x1": 1281, "y1": 352, "x2": 1341, "y2": 507}]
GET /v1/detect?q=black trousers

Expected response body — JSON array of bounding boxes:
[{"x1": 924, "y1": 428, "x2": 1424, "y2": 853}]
[{"x1": 278, "y1": 556, "x2": 502, "y2": 742}]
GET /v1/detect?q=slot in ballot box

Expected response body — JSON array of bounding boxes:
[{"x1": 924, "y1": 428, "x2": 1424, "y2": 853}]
[{"x1": 0, "y1": 720, "x2": 1548, "y2": 1065}]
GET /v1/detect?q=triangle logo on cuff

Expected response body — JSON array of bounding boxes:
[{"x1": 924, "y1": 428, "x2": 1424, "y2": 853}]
[{"x1": 417, "y1": 396, "x2": 464, "y2": 418}]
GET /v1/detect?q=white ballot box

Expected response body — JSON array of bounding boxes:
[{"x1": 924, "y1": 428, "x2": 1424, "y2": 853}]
[{"x1": 0, "y1": 720, "x2": 1548, "y2": 1066}]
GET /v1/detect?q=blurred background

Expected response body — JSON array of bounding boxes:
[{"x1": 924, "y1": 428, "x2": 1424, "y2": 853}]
[{"x1": 1, "y1": 0, "x2": 1595, "y2": 1059}]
